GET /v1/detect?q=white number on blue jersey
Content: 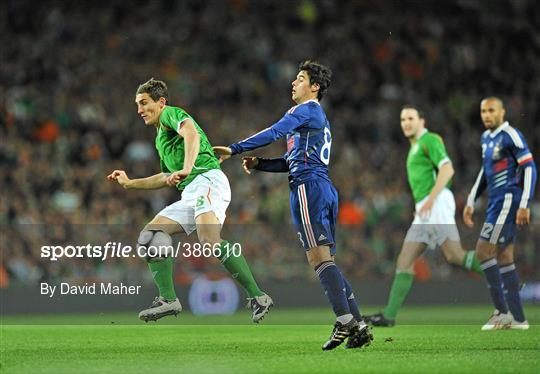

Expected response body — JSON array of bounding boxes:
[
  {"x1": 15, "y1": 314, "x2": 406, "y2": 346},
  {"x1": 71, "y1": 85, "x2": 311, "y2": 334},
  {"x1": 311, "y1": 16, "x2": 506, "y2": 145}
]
[
  {"x1": 320, "y1": 127, "x2": 332, "y2": 165},
  {"x1": 480, "y1": 223, "x2": 493, "y2": 239}
]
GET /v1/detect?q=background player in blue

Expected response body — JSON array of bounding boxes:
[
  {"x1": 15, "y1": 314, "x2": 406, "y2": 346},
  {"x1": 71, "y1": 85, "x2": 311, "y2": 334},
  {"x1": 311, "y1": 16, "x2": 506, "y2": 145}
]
[
  {"x1": 464, "y1": 97, "x2": 537, "y2": 330},
  {"x1": 214, "y1": 61, "x2": 373, "y2": 350}
]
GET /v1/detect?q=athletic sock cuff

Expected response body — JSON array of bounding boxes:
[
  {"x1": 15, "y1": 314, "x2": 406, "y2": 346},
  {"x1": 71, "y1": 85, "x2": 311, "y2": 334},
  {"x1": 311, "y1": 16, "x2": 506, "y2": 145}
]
[
  {"x1": 315, "y1": 261, "x2": 335, "y2": 276},
  {"x1": 480, "y1": 258, "x2": 497, "y2": 270},
  {"x1": 463, "y1": 251, "x2": 475, "y2": 269},
  {"x1": 499, "y1": 263, "x2": 516, "y2": 274},
  {"x1": 395, "y1": 272, "x2": 414, "y2": 280}
]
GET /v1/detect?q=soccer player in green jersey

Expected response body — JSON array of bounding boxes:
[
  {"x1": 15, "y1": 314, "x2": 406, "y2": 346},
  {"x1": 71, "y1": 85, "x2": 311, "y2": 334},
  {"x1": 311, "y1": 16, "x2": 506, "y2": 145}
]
[
  {"x1": 365, "y1": 105, "x2": 483, "y2": 327},
  {"x1": 107, "y1": 78, "x2": 272, "y2": 323}
]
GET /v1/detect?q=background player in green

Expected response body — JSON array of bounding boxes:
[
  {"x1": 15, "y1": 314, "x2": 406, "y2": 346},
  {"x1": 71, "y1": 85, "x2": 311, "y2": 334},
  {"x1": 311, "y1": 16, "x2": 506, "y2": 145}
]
[
  {"x1": 366, "y1": 105, "x2": 483, "y2": 326},
  {"x1": 107, "y1": 78, "x2": 272, "y2": 323}
]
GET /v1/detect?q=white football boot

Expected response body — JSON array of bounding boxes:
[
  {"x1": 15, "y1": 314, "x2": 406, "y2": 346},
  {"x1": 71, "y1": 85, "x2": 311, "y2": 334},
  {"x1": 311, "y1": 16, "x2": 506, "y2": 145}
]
[
  {"x1": 481, "y1": 309, "x2": 512, "y2": 331},
  {"x1": 246, "y1": 293, "x2": 273, "y2": 323},
  {"x1": 139, "y1": 296, "x2": 182, "y2": 322},
  {"x1": 508, "y1": 318, "x2": 530, "y2": 330}
]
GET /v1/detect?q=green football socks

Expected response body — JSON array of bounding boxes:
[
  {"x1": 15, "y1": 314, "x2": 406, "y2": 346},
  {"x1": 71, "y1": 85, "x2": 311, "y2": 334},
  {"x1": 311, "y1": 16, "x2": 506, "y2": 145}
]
[
  {"x1": 383, "y1": 272, "x2": 414, "y2": 320},
  {"x1": 147, "y1": 241, "x2": 264, "y2": 300},
  {"x1": 148, "y1": 257, "x2": 177, "y2": 301},
  {"x1": 463, "y1": 250, "x2": 483, "y2": 276},
  {"x1": 218, "y1": 241, "x2": 264, "y2": 298}
]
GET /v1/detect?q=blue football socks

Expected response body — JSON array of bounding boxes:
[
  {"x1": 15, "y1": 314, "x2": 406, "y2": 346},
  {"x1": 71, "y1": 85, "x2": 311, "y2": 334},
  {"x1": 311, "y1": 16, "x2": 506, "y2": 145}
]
[
  {"x1": 342, "y1": 275, "x2": 362, "y2": 322},
  {"x1": 315, "y1": 261, "x2": 351, "y2": 320},
  {"x1": 481, "y1": 258, "x2": 508, "y2": 314},
  {"x1": 500, "y1": 263, "x2": 525, "y2": 322}
]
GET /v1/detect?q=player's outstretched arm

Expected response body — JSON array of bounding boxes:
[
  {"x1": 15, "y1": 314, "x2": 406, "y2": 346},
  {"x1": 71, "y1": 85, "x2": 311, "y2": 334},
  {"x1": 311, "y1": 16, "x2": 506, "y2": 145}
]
[
  {"x1": 106, "y1": 170, "x2": 169, "y2": 190},
  {"x1": 227, "y1": 107, "x2": 308, "y2": 156}
]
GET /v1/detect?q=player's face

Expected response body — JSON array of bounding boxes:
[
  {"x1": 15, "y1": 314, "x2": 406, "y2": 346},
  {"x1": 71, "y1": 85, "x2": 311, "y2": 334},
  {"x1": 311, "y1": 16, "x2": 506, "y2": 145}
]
[
  {"x1": 135, "y1": 93, "x2": 165, "y2": 126},
  {"x1": 291, "y1": 70, "x2": 318, "y2": 104},
  {"x1": 480, "y1": 99, "x2": 505, "y2": 130},
  {"x1": 400, "y1": 109, "x2": 424, "y2": 138}
]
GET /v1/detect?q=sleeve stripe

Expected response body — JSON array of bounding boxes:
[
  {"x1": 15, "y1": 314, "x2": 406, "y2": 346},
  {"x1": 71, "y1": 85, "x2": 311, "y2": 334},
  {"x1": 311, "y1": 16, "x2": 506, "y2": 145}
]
[
  {"x1": 467, "y1": 167, "x2": 484, "y2": 207},
  {"x1": 519, "y1": 166, "x2": 533, "y2": 208},
  {"x1": 176, "y1": 119, "x2": 188, "y2": 133},
  {"x1": 503, "y1": 127, "x2": 524, "y2": 148},
  {"x1": 437, "y1": 157, "x2": 451, "y2": 168},
  {"x1": 518, "y1": 153, "x2": 533, "y2": 165},
  {"x1": 239, "y1": 126, "x2": 272, "y2": 143}
]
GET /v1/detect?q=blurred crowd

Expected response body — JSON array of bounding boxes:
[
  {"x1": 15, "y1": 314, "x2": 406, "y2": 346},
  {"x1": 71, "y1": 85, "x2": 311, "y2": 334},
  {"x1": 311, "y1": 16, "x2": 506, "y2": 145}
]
[{"x1": 1, "y1": 0, "x2": 539, "y2": 288}]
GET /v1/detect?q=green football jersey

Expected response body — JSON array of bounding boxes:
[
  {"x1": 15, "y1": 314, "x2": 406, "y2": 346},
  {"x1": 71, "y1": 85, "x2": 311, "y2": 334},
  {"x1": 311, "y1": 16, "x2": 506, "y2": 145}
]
[
  {"x1": 406, "y1": 129, "x2": 452, "y2": 203},
  {"x1": 156, "y1": 106, "x2": 220, "y2": 190}
]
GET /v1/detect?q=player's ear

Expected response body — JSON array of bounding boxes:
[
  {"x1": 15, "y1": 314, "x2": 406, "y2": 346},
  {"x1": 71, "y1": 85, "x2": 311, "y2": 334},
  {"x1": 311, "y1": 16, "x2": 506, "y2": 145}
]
[
  {"x1": 158, "y1": 97, "x2": 167, "y2": 107},
  {"x1": 311, "y1": 82, "x2": 320, "y2": 94}
]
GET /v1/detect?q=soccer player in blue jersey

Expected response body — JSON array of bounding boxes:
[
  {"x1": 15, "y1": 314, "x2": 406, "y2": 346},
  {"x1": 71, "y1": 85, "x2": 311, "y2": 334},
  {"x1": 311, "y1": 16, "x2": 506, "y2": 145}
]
[
  {"x1": 464, "y1": 97, "x2": 537, "y2": 330},
  {"x1": 214, "y1": 61, "x2": 373, "y2": 350}
]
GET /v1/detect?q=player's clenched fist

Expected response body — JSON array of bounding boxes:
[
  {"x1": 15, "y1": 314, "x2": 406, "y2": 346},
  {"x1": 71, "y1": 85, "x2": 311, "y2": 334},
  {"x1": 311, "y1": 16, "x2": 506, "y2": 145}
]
[
  {"x1": 463, "y1": 205, "x2": 474, "y2": 228},
  {"x1": 242, "y1": 157, "x2": 258, "y2": 175},
  {"x1": 107, "y1": 170, "x2": 130, "y2": 188},
  {"x1": 166, "y1": 170, "x2": 189, "y2": 186}
]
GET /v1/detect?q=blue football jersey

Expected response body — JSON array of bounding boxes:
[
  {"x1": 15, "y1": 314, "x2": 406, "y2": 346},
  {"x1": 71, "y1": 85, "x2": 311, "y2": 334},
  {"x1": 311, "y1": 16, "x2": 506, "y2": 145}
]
[
  {"x1": 229, "y1": 100, "x2": 332, "y2": 185},
  {"x1": 467, "y1": 122, "x2": 537, "y2": 209}
]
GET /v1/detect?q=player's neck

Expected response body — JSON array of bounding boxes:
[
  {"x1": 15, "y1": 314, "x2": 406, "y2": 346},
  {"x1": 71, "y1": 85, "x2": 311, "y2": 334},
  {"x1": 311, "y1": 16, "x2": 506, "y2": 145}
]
[
  {"x1": 488, "y1": 121, "x2": 505, "y2": 132},
  {"x1": 155, "y1": 106, "x2": 167, "y2": 128},
  {"x1": 409, "y1": 128, "x2": 426, "y2": 144},
  {"x1": 296, "y1": 96, "x2": 318, "y2": 105}
]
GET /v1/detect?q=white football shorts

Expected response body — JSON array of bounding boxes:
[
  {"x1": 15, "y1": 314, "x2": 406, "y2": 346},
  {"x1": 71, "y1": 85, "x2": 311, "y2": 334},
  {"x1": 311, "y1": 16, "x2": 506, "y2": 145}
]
[
  {"x1": 404, "y1": 188, "x2": 460, "y2": 249},
  {"x1": 158, "y1": 169, "x2": 231, "y2": 235}
]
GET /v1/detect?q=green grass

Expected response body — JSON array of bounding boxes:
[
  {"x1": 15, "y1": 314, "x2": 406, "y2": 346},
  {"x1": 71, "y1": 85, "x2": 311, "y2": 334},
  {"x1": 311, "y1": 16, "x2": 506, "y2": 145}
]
[{"x1": 2, "y1": 306, "x2": 539, "y2": 374}]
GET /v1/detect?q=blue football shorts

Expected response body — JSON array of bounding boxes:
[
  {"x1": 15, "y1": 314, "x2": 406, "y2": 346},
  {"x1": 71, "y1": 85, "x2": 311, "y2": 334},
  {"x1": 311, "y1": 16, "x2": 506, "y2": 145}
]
[
  {"x1": 480, "y1": 192, "x2": 520, "y2": 246},
  {"x1": 289, "y1": 178, "x2": 338, "y2": 254}
]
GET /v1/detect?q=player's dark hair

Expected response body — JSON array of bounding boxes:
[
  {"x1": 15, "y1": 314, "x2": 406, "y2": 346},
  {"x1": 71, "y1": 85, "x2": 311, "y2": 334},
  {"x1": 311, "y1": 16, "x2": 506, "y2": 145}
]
[
  {"x1": 402, "y1": 105, "x2": 425, "y2": 119},
  {"x1": 299, "y1": 60, "x2": 332, "y2": 100},
  {"x1": 136, "y1": 78, "x2": 168, "y2": 103}
]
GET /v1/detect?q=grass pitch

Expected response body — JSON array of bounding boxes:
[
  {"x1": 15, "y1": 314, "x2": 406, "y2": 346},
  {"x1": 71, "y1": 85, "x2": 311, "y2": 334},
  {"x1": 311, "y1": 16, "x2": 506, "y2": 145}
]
[{"x1": 2, "y1": 305, "x2": 539, "y2": 374}]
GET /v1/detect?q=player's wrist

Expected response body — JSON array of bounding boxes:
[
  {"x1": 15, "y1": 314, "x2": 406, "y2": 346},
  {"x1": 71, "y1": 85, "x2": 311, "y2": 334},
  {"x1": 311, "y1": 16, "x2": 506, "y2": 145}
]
[
  {"x1": 252, "y1": 157, "x2": 261, "y2": 170},
  {"x1": 229, "y1": 144, "x2": 240, "y2": 156}
]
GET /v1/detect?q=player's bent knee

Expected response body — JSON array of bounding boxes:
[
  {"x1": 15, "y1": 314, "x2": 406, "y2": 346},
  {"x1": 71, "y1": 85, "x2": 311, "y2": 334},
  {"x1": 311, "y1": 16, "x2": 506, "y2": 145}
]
[{"x1": 137, "y1": 229, "x2": 173, "y2": 263}]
